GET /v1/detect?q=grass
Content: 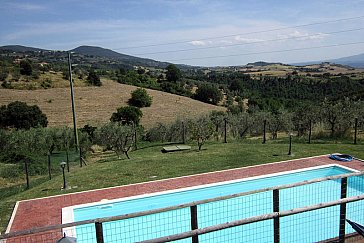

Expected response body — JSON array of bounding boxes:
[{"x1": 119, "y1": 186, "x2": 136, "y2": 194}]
[
  {"x1": 1, "y1": 137, "x2": 364, "y2": 233},
  {"x1": 0, "y1": 78, "x2": 225, "y2": 129}
]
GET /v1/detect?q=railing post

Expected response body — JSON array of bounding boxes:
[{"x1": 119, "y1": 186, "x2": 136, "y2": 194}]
[
  {"x1": 339, "y1": 177, "x2": 348, "y2": 243},
  {"x1": 190, "y1": 205, "x2": 199, "y2": 243},
  {"x1": 224, "y1": 118, "x2": 227, "y2": 143},
  {"x1": 273, "y1": 189, "x2": 280, "y2": 243},
  {"x1": 47, "y1": 152, "x2": 51, "y2": 180},
  {"x1": 354, "y1": 117, "x2": 358, "y2": 145},
  {"x1": 95, "y1": 221, "x2": 104, "y2": 243},
  {"x1": 263, "y1": 119, "x2": 267, "y2": 144}
]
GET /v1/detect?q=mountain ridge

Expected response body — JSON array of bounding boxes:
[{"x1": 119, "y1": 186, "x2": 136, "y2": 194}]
[{"x1": 1, "y1": 44, "x2": 364, "y2": 68}]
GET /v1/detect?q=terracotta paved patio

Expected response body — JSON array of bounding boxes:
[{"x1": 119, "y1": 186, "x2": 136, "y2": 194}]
[{"x1": 7, "y1": 154, "x2": 364, "y2": 234}]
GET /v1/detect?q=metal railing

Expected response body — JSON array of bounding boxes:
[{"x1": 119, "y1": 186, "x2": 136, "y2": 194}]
[{"x1": 2, "y1": 171, "x2": 364, "y2": 242}]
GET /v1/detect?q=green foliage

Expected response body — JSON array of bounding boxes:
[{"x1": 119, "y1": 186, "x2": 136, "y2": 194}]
[
  {"x1": 1, "y1": 81, "x2": 13, "y2": 89},
  {"x1": 0, "y1": 101, "x2": 48, "y2": 129},
  {"x1": 80, "y1": 124, "x2": 97, "y2": 142},
  {"x1": 320, "y1": 98, "x2": 354, "y2": 137},
  {"x1": 194, "y1": 84, "x2": 223, "y2": 105},
  {"x1": 128, "y1": 88, "x2": 152, "y2": 107},
  {"x1": 188, "y1": 116, "x2": 214, "y2": 150},
  {"x1": 19, "y1": 60, "x2": 32, "y2": 76},
  {"x1": 96, "y1": 122, "x2": 135, "y2": 159},
  {"x1": 145, "y1": 123, "x2": 168, "y2": 142},
  {"x1": 86, "y1": 69, "x2": 102, "y2": 86},
  {"x1": 0, "y1": 69, "x2": 8, "y2": 81},
  {"x1": 110, "y1": 106, "x2": 143, "y2": 125},
  {"x1": 166, "y1": 64, "x2": 181, "y2": 82},
  {"x1": 40, "y1": 78, "x2": 53, "y2": 89}
]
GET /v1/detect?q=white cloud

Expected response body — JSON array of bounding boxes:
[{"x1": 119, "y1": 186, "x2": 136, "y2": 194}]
[
  {"x1": 279, "y1": 30, "x2": 329, "y2": 41},
  {"x1": 189, "y1": 40, "x2": 207, "y2": 46},
  {"x1": 234, "y1": 35, "x2": 265, "y2": 43},
  {"x1": 4, "y1": 2, "x2": 46, "y2": 11}
]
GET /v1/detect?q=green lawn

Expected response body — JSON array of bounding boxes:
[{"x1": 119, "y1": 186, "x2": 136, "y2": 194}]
[{"x1": 1, "y1": 138, "x2": 364, "y2": 233}]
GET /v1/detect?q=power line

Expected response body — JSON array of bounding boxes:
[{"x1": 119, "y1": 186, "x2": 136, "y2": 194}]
[
  {"x1": 131, "y1": 27, "x2": 364, "y2": 56},
  {"x1": 115, "y1": 15, "x2": 364, "y2": 50},
  {"x1": 165, "y1": 41, "x2": 364, "y2": 62}
]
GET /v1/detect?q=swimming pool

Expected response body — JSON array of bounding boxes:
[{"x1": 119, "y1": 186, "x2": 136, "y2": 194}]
[{"x1": 63, "y1": 164, "x2": 364, "y2": 242}]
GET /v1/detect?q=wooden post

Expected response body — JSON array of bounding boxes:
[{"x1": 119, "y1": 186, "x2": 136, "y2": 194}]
[
  {"x1": 354, "y1": 117, "x2": 358, "y2": 145},
  {"x1": 308, "y1": 120, "x2": 312, "y2": 144},
  {"x1": 339, "y1": 177, "x2": 347, "y2": 243},
  {"x1": 68, "y1": 52, "x2": 79, "y2": 151},
  {"x1": 47, "y1": 152, "x2": 51, "y2": 180},
  {"x1": 224, "y1": 118, "x2": 227, "y2": 143},
  {"x1": 263, "y1": 120, "x2": 267, "y2": 144},
  {"x1": 288, "y1": 134, "x2": 292, "y2": 155},
  {"x1": 25, "y1": 160, "x2": 30, "y2": 189},
  {"x1": 182, "y1": 121, "x2": 186, "y2": 144},
  {"x1": 190, "y1": 205, "x2": 199, "y2": 243},
  {"x1": 79, "y1": 147, "x2": 83, "y2": 167},
  {"x1": 273, "y1": 189, "x2": 280, "y2": 243},
  {"x1": 66, "y1": 149, "x2": 70, "y2": 172},
  {"x1": 95, "y1": 222, "x2": 104, "y2": 243},
  {"x1": 134, "y1": 123, "x2": 138, "y2": 150}
]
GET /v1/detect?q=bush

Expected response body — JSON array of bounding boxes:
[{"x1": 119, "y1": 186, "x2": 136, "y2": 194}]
[
  {"x1": 41, "y1": 78, "x2": 53, "y2": 89},
  {"x1": 0, "y1": 70, "x2": 8, "y2": 81},
  {"x1": 128, "y1": 88, "x2": 152, "y2": 107},
  {"x1": 19, "y1": 60, "x2": 32, "y2": 76},
  {"x1": 86, "y1": 69, "x2": 102, "y2": 86},
  {"x1": 194, "y1": 84, "x2": 223, "y2": 105},
  {"x1": 110, "y1": 106, "x2": 143, "y2": 125},
  {"x1": 0, "y1": 101, "x2": 48, "y2": 129}
]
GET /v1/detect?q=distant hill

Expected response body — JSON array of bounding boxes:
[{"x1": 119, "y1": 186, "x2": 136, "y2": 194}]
[
  {"x1": 0, "y1": 45, "x2": 46, "y2": 52},
  {"x1": 328, "y1": 53, "x2": 364, "y2": 68},
  {"x1": 293, "y1": 53, "x2": 364, "y2": 68},
  {"x1": 246, "y1": 61, "x2": 284, "y2": 67},
  {"x1": 71, "y1": 45, "x2": 170, "y2": 68}
]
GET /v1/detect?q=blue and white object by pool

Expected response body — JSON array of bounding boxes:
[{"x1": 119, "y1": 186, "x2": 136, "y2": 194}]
[{"x1": 329, "y1": 154, "x2": 354, "y2": 162}]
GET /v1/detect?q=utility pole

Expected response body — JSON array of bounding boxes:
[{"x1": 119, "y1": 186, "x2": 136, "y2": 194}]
[{"x1": 68, "y1": 52, "x2": 79, "y2": 151}]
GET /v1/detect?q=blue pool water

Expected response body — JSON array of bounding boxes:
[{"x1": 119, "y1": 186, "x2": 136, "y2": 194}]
[{"x1": 71, "y1": 165, "x2": 364, "y2": 242}]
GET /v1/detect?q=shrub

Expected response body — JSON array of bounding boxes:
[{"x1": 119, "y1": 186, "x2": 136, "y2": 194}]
[
  {"x1": 0, "y1": 101, "x2": 48, "y2": 129},
  {"x1": 128, "y1": 88, "x2": 152, "y2": 107},
  {"x1": 110, "y1": 106, "x2": 143, "y2": 125},
  {"x1": 86, "y1": 70, "x2": 102, "y2": 86}
]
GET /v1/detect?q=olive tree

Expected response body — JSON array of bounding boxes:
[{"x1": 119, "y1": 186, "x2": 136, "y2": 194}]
[
  {"x1": 188, "y1": 116, "x2": 214, "y2": 151},
  {"x1": 96, "y1": 122, "x2": 135, "y2": 159}
]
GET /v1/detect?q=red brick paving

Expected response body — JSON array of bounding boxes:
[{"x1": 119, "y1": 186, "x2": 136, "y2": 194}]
[{"x1": 6, "y1": 155, "x2": 364, "y2": 234}]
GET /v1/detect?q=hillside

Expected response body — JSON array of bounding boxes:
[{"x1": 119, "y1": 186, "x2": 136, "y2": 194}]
[
  {"x1": 71, "y1": 45, "x2": 170, "y2": 68},
  {"x1": 0, "y1": 79, "x2": 225, "y2": 129},
  {"x1": 329, "y1": 53, "x2": 364, "y2": 68},
  {"x1": 0, "y1": 45, "x2": 46, "y2": 52},
  {"x1": 293, "y1": 53, "x2": 364, "y2": 68}
]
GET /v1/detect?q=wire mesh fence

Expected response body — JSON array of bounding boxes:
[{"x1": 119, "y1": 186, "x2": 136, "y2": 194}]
[{"x1": 2, "y1": 170, "x2": 364, "y2": 243}]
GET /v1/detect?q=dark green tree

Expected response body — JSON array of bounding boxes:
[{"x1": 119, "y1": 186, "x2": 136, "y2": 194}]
[
  {"x1": 0, "y1": 101, "x2": 48, "y2": 129},
  {"x1": 165, "y1": 64, "x2": 181, "y2": 82},
  {"x1": 110, "y1": 106, "x2": 143, "y2": 125},
  {"x1": 86, "y1": 69, "x2": 102, "y2": 86},
  {"x1": 19, "y1": 60, "x2": 32, "y2": 76},
  {"x1": 0, "y1": 68, "x2": 8, "y2": 81},
  {"x1": 194, "y1": 84, "x2": 223, "y2": 105},
  {"x1": 128, "y1": 88, "x2": 152, "y2": 107}
]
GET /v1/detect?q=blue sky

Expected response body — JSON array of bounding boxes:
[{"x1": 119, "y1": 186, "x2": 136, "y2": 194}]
[{"x1": 1, "y1": 0, "x2": 364, "y2": 66}]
